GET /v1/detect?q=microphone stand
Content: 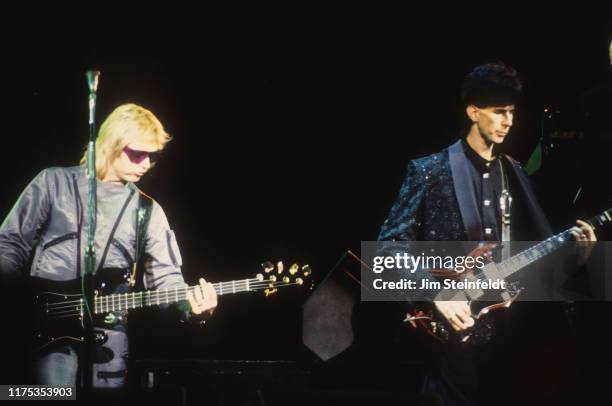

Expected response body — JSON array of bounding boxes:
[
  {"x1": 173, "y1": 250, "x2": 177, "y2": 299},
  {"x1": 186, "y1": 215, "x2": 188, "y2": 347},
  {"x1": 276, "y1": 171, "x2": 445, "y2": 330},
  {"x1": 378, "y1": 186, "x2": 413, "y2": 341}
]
[{"x1": 82, "y1": 70, "x2": 100, "y2": 396}]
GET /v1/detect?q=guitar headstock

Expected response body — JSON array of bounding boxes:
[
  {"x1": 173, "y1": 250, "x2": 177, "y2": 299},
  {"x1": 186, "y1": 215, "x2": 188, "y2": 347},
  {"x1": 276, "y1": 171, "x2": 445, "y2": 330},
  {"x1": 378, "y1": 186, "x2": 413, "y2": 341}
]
[{"x1": 257, "y1": 261, "x2": 312, "y2": 296}]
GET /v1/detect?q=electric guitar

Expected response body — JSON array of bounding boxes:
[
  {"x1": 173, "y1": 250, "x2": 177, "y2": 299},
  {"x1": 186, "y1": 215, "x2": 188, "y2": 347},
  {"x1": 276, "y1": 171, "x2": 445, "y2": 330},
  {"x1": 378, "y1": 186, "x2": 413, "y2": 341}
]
[
  {"x1": 31, "y1": 261, "x2": 312, "y2": 352},
  {"x1": 405, "y1": 208, "x2": 611, "y2": 344}
]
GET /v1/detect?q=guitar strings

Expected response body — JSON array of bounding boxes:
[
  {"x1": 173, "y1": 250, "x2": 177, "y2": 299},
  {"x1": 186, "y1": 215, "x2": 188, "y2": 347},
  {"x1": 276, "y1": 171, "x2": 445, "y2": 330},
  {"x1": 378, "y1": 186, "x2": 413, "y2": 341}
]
[
  {"x1": 43, "y1": 278, "x2": 269, "y2": 308},
  {"x1": 44, "y1": 282, "x2": 302, "y2": 319},
  {"x1": 44, "y1": 281, "x2": 290, "y2": 312},
  {"x1": 43, "y1": 281, "x2": 303, "y2": 317}
]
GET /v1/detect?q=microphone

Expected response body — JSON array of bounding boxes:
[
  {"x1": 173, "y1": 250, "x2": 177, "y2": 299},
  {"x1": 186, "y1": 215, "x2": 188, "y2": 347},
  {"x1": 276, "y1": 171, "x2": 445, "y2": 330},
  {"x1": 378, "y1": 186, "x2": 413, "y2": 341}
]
[
  {"x1": 86, "y1": 70, "x2": 100, "y2": 94},
  {"x1": 86, "y1": 70, "x2": 100, "y2": 126}
]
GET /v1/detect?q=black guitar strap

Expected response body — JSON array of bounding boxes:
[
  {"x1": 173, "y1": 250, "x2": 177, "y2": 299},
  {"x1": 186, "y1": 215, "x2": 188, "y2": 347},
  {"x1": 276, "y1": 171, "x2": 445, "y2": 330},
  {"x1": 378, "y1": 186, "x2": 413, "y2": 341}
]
[{"x1": 128, "y1": 192, "x2": 153, "y2": 291}]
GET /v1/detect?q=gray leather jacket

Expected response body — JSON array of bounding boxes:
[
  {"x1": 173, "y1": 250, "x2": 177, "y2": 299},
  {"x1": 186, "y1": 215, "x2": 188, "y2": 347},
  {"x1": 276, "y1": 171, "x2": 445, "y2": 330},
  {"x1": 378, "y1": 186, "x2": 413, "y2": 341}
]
[{"x1": 0, "y1": 166, "x2": 187, "y2": 291}]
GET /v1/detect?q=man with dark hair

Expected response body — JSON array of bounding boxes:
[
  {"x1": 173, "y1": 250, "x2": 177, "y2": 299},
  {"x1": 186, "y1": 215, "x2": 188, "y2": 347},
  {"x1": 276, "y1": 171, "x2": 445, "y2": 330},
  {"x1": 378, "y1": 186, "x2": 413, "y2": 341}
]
[{"x1": 378, "y1": 62, "x2": 596, "y2": 405}]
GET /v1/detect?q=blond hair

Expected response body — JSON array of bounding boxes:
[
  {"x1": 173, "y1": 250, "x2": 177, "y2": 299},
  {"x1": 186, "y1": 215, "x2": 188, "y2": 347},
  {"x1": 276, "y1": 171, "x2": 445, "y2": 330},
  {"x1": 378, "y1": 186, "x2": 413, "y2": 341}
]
[{"x1": 79, "y1": 104, "x2": 171, "y2": 179}]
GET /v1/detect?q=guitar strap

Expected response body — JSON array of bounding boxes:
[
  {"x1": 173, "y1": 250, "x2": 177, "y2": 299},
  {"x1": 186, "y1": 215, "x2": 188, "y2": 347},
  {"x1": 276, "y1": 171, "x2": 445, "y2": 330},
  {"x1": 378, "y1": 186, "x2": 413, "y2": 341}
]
[
  {"x1": 128, "y1": 192, "x2": 153, "y2": 291},
  {"x1": 499, "y1": 158, "x2": 512, "y2": 261}
]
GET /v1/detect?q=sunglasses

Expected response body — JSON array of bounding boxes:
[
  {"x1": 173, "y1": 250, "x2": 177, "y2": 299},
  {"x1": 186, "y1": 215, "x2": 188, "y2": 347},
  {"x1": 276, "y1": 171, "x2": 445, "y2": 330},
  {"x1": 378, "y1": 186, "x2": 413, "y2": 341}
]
[{"x1": 123, "y1": 146, "x2": 163, "y2": 164}]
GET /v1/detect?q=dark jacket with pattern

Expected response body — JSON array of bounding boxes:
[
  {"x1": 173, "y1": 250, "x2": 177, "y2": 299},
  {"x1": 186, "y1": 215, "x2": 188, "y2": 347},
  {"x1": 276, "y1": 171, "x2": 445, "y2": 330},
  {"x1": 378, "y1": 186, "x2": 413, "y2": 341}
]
[{"x1": 378, "y1": 140, "x2": 553, "y2": 243}]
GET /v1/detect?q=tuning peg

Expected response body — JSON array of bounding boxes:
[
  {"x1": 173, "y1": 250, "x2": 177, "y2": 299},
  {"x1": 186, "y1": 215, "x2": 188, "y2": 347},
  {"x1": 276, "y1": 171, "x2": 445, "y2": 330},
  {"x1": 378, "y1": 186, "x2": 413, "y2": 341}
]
[
  {"x1": 282, "y1": 276, "x2": 290, "y2": 284},
  {"x1": 277, "y1": 261, "x2": 284, "y2": 274},
  {"x1": 269, "y1": 275, "x2": 277, "y2": 283},
  {"x1": 302, "y1": 265, "x2": 311, "y2": 277},
  {"x1": 295, "y1": 278, "x2": 304, "y2": 285},
  {"x1": 289, "y1": 264, "x2": 299, "y2": 275},
  {"x1": 256, "y1": 273, "x2": 264, "y2": 281},
  {"x1": 261, "y1": 261, "x2": 274, "y2": 273}
]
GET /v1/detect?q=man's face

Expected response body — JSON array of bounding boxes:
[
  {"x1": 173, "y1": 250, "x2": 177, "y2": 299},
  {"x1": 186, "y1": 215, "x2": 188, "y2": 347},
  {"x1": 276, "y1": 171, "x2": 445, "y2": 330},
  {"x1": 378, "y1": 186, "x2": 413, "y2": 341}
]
[
  {"x1": 106, "y1": 140, "x2": 161, "y2": 183},
  {"x1": 471, "y1": 105, "x2": 515, "y2": 145}
]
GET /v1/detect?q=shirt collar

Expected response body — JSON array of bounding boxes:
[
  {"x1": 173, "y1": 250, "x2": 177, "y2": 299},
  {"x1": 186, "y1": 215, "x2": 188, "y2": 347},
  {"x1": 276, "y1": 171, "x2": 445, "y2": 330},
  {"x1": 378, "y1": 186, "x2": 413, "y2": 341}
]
[{"x1": 461, "y1": 137, "x2": 497, "y2": 172}]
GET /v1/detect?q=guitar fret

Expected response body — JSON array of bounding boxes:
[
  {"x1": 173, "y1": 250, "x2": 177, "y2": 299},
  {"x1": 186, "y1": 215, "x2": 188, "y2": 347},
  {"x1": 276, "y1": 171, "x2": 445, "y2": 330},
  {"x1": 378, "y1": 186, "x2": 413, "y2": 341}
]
[{"x1": 232, "y1": 280, "x2": 236, "y2": 294}]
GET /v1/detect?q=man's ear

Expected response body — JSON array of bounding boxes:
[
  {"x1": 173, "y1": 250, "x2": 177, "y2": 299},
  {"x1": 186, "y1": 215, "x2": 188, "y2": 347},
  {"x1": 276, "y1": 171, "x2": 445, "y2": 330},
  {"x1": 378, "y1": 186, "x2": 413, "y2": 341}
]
[{"x1": 466, "y1": 105, "x2": 479, "y2": 123}]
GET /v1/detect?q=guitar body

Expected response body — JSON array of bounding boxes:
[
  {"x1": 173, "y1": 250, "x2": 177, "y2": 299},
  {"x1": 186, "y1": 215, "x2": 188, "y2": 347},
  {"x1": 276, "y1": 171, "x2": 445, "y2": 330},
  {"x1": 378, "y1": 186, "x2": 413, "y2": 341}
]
[
  {"x1": 408, "y1": 290, "x2": 520, "y2": 344},
  {"x1": 31, "y1": 268, "x2": 131, "y2": 353},
  {"x1": 406, "y1": 243, "x2": 522, "y2": 345}
]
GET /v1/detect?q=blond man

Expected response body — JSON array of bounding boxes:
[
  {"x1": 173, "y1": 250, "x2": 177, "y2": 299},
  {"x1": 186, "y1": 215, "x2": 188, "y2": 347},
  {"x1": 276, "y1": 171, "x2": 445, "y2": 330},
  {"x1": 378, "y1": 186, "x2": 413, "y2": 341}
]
[{"x1": 0, "y1": 104, "x2": 216, "y2": 389}]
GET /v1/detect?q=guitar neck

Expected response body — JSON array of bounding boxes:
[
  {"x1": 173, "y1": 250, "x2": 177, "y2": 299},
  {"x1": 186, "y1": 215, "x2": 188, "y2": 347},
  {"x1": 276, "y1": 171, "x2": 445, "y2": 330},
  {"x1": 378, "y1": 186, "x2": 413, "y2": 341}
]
[
  {"x1": 93, "y1": 277, "x2": 272, "y2": 314},
  {"x1": 497, "y1": 207, "x2": 611, "y2": 279}
]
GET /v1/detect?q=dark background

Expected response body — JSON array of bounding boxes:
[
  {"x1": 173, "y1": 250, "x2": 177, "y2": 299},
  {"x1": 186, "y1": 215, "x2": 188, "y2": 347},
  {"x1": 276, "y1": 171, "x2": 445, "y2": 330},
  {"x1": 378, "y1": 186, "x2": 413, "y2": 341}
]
[{"x1": 1, "y1": 2, "x2": 611, "y2": 396}]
